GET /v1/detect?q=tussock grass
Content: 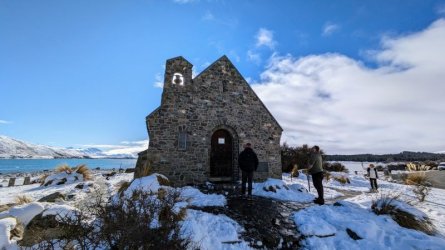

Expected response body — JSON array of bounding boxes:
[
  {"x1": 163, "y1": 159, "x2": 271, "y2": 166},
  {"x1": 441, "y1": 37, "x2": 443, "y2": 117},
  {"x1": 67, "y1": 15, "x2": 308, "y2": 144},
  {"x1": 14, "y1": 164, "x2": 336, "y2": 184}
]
[
  {"x1": 406, "y1": 162, "x2": 434, "y2": 172},
  {"x1": 372, "y1": 194, "x2": 435, "y2": 235},
  {"x1": 116, "y1": 181, "x2": 131, "y2": 196},
  {"x1": 156, "y1": 175, "x2": 170, "y2": 186},
  {"x1": 333, "y1": 175, "x2": 350, "y2": 185},
  {"x1": 75, "y1": 164, "x2": 92, "y2": 180},
  {"x1": 54, "y1": 164, "x2": 92, "y2": 180},
  {"x1": 15, "y1": 195, "x2": 33, "y2": 205},
  {"x1": 291, "y1": 165, "x2": 299, "y2": 178},
  {"x1": 55, "y1": 164, "x2": 72, "y2": 173},
  {"x1": 404, "y1": 172, "x2": 431, "y2": 202}
]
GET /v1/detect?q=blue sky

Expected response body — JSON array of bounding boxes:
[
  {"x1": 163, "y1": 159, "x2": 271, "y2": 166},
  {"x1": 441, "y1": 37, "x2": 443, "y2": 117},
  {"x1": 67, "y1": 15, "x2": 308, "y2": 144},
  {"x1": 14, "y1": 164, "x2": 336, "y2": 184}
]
[{"x1": 1, "y1": 0, "x2": 445, "y2": 154}]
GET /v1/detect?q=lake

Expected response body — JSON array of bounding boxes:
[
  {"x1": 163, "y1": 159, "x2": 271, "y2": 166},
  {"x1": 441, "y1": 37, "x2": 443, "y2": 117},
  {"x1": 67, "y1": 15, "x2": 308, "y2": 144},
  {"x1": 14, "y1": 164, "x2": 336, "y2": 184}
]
[{"x1": 0, "y1": 159, "x2": 137, "y2": 174}]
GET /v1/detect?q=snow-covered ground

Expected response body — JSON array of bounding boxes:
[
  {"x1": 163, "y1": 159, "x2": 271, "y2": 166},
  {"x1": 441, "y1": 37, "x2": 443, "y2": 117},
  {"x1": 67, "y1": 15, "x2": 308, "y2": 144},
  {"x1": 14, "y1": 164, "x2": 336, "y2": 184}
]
[{"x1": 1, "y1": 169, "x2": 445, "y2": 249}]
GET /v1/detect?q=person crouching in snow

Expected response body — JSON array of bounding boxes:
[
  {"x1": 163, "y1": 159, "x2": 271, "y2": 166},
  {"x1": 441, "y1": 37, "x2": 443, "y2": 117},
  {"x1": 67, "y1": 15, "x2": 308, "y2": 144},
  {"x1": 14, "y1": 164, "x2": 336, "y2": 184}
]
[{"x1": 367, "y1": 164, "x2": 379, "y2": 192}]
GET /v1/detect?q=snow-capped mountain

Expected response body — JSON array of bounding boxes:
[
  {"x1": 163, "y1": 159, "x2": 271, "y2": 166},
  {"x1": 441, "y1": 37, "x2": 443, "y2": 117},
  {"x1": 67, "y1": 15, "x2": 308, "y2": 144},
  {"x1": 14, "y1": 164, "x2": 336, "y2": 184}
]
[{"x1": 0, "y1": 135, "x2": 136, "y2": 159}]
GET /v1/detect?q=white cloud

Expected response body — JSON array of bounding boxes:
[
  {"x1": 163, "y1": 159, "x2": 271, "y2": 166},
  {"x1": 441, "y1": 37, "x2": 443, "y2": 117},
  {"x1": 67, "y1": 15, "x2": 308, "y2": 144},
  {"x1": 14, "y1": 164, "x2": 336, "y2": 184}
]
[
  {"x1": 153, "y1": 73, "x2": 164, "y2": 88},
  {"x1": 82, "y1": 140, "x2": 149, "y2": 156},
  {"x1": 256, "y1": 28, "x2": 276, "y2": 49},
  {"x1": 322, "y1": 22, "x2": 340, "y2": 36},
  {"x1": 247, "y1": 50, "x2": 261, "y2": 64},
  {"x1": 0, "y1": 120, "x2": 12, "y2": 124},
  {"x1": 252, "y1": 19, "x2": 445, "y2": 154}
]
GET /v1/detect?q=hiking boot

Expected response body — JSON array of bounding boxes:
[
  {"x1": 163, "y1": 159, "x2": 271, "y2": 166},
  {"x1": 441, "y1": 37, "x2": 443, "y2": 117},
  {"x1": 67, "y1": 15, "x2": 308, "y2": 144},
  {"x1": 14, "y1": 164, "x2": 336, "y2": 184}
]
[{"x1": 314, "y1": 198, "x2": 325, "y2": 205}]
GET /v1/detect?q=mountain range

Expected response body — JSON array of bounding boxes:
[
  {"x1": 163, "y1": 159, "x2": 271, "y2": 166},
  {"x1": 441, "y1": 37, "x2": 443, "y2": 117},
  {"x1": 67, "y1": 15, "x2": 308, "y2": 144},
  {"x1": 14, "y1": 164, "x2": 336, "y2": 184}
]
[{"x1": 0, "y1": 135, "x2": 136, "y2": 159}]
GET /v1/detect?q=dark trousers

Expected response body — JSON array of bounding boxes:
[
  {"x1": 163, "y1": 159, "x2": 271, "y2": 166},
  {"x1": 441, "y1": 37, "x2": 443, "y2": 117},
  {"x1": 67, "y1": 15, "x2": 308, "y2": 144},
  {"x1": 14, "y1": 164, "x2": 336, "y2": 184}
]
[
  {"x1": 312, "y1": 172, "x2": 324, "y2": 201},
  {"x1": 241, "y1": 170, "x2": 253, "y2": 195},
  {"x1": 370, "y1": 178, "x2": 378, "y2": 190}
]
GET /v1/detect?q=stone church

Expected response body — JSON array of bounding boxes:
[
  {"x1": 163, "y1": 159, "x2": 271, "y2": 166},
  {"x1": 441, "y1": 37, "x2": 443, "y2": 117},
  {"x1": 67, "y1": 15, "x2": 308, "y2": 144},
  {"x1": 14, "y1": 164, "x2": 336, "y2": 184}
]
[{"x1": 135, "y1": 56, "x2": 283, "y2": 186}]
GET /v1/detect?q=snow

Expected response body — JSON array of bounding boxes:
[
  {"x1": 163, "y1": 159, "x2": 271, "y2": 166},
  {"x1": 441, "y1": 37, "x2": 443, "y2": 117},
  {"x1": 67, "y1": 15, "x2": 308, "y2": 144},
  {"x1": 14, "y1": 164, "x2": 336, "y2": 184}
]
[
  {"x1": 1, "y1": 168, "x2": 445, "y2": 250},
  {"x1": 253, "y1": 178, "x2": 315, "y2": 202},
  {"x1": 180, "y1": 186, "x2": 226, "y2": 207},
  {"x1": 43, "y1": 171, "x2": 84, "y2": 186},
  {"x1": 0, "y1": 202, "x2": 44, "y2": 225},
  {"x1": 124, "y1": 173, "x2": 169, "y2": 196},
  {"x1": 293, "y1": 201, "x2": 445, "y2": 249},
  {"x1": 0, "y1": 217, "x2": 19, "y2": 250},
  {"x1": 42, "y1": 204, "x2": 79, "y2": 221},
  {"x1": 181, "y1": 209, "x2": 251, "y2": 250}
]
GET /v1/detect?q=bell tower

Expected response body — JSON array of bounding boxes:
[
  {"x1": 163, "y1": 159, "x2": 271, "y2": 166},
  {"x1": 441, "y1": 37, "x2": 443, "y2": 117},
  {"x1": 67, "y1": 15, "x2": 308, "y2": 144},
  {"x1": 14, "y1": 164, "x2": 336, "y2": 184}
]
[{"x1": 160, "y1": 56, "x2": 193, "y2": 109}]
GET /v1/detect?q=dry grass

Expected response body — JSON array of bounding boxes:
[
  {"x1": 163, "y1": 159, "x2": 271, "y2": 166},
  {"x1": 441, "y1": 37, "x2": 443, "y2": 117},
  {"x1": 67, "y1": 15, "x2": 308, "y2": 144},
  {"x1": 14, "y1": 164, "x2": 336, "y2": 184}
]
[
  {"x1": 15, "y1": 195, "x2": 33, "y2": 205},
  {"x1": 405, "y1": 172, "x2": 428, "y2": 185},
  {"x1": 116, "y1": 181, "x2": 131, "y2": 196},
  {"x1": 54, "y1": 164, "x2": 92, "y2": 181},
  {"x1": 156, "y1": 175, "x2": 170, "y2": 186},
  {"x1": 404, "y1": 172, "x2": 431, "y2": 202},
  {"x1": 55, "y1": 164, "x2": 72, "y2": 173},
  {"x1": 38, "y1": 174, "x2": 49, "y2": 184},
  {"x1": 372, "y1": 194, "x2": 435, "y2": 235},
  {"x1": 291, "y1": 165, "x2": 299, "y2": 178},
  {"x1": 75, "y1": 164, "x2": 92, "y2": 180},
  {"x1": 406, "y1": 162, "x2": 434, "y2": 171},
  {"x1": 333, "y1": 175, "x2": 350, "y2": 185},
  {"x1": 324, "y1": 172, "x2": 331, "y2": 182}
]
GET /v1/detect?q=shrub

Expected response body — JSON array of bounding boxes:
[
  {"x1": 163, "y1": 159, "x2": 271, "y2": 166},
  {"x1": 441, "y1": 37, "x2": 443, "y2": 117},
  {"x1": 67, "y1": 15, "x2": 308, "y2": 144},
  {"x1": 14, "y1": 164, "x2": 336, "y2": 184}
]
[
  {"x1": 405, "y1": 173, "x2": 431, "y2": 202},
  {"x1": 27, "y1": 189, "x2": 190, "y2": 249},
  {"x1": 372, "y1": 194, "x2": 435, "y2": 235},
  {"x1": 281, "y1": 143, "x2": 325, "y2": 172},
  {"x1": 15, "y1": 195, "x2": 33, "y2": 205},
  {"x1": 323, "y1": 162, "x2": 348, "y2": 173}
]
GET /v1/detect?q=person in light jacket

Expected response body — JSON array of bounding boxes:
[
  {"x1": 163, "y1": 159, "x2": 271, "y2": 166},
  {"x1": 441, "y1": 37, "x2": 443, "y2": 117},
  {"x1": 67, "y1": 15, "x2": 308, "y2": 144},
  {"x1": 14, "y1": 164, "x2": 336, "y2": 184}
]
[{"x1": 367, "y1": 164, "x2": 379, "y2": 192}]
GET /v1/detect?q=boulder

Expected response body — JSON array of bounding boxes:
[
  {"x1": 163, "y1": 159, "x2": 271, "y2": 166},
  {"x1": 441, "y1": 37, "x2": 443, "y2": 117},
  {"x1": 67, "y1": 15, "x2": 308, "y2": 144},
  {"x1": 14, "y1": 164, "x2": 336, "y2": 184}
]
[{"x1": 38, "y1": 192, "x2": 66, "y2": 203}]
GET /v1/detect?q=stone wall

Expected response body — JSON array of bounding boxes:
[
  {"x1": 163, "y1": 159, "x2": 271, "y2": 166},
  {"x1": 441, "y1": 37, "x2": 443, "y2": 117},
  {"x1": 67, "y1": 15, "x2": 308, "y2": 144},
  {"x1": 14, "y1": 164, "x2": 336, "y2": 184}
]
[{"x1": 141, "y1": 56, "x2": 283, "y2": 186}]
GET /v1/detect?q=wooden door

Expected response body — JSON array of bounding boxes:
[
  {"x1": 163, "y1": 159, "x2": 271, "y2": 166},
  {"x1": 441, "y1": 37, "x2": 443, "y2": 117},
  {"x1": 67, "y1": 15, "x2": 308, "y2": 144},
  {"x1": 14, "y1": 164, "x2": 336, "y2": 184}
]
[{"x1": 210, "y1": 129, "x2": 233, "y2": 177}]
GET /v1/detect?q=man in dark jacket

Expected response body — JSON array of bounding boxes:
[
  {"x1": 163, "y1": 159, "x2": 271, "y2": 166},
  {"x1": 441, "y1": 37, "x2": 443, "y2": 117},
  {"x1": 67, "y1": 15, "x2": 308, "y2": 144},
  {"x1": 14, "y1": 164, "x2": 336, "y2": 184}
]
[
  {"x1": 308, "y1": 145, "x2": 324, "y2": 205},
  {"x1": 238, "y1": 143, "x2": 259, "y2": 196}
]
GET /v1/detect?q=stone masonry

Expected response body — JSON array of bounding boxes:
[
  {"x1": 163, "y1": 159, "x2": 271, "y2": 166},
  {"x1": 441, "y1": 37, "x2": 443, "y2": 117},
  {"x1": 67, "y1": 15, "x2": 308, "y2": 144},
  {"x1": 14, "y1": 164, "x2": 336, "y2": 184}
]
[{"x1": 137, "y1": 56, "x2": 283, "y2": 186}]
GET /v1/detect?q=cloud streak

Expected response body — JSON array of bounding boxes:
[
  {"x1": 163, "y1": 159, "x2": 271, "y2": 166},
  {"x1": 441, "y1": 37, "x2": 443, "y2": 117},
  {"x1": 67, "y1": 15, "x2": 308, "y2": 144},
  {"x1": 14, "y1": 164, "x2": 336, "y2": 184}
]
[
  {"x1": 322, "y1": 22, "x2": 340, "y2": 36},
  {"x1": 0, "y1": 120, "x2": 12, "y2": 124},
  {"x1": 253, "y1": 19, "x2": 445, "y2": 154},
  {"x1": 256, "y1": 28, "x2": 276, "y2": 49}
]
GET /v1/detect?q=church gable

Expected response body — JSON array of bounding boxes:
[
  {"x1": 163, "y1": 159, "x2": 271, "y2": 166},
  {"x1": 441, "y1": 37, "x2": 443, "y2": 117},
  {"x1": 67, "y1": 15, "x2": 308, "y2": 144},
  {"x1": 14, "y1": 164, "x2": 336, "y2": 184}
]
[{"x1": 141, "y1": 55, "x2": 283, "y2": 186}]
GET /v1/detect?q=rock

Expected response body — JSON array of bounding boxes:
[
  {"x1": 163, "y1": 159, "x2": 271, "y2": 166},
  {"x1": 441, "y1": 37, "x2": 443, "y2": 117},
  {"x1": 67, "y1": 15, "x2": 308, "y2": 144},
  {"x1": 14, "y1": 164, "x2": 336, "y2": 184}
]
[
  {"x1": 19, "y1": 213, "x2": 62, "y2": 247},
  {"x1": 75, "y1": 183, "x2": 84, "y2": 189},
  {"x1": 333, "y1": 202, "x2": 343, "y2": 207},
  {"x1": 346, "y1": 228, "x2": 362, "y2": 240},
  {"x1": 38, "y1": 192, "x2": 66, "y2": 203},
  {"x1": 125, "y1": 168, "x2": 135, "y2": 173}
]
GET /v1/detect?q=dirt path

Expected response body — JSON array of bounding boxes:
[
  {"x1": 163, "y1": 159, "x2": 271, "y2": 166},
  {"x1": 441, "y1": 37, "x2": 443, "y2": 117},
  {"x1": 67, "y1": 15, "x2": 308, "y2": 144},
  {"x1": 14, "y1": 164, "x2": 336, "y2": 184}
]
[{"x1": 193, "y1": 184, "x2": 362, "y2": 249}]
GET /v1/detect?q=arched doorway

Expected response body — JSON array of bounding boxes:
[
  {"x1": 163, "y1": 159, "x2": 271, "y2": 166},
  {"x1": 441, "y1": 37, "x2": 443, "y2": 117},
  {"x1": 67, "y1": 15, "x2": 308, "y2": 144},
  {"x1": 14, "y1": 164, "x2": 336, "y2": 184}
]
[{"x1": 210, "y1": 129, "x2": 233, "y2": 179}]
